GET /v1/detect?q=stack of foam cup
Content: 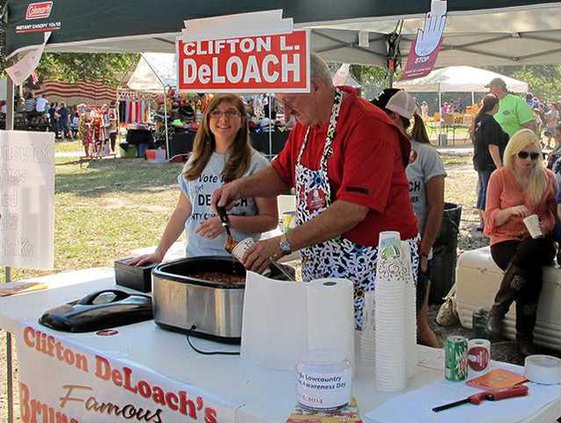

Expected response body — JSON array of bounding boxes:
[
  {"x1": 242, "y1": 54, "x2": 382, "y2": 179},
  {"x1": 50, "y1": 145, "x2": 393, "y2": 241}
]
[
  {"x1": 360, "y1": 290, "x2": 376, "y2": 367},
  {"x1": 374, "y1": 231, "x2": 417, "y2": 392},
  {"x1": 400, "y1": 241, "x2": 418, "y2": 378}
]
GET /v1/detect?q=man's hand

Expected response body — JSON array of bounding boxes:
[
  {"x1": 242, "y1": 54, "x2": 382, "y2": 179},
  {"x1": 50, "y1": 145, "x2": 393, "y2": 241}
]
[
  {"x1": 212, "y1": 181, "x2": 243, "y2": 211},
  {"x1": 242, "y1": 237, "x2": 284, "y2": 275}
]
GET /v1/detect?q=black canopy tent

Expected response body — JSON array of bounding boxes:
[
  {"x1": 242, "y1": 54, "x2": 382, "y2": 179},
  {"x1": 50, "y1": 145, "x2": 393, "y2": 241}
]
[{"x1": 5, "y1": 0, "x2": 561, "y2": 67}]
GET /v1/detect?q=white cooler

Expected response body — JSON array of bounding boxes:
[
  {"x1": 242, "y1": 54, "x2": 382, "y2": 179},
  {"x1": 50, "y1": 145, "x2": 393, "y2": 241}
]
[{"x1": 455, "y1": 246, "x2": 561, "y2": 351}]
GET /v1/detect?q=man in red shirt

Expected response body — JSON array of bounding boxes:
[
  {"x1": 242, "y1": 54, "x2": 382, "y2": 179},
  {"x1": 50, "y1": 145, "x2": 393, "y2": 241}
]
[{"x1": 213, "y1": 55, "x2": 418, "y2": 327}]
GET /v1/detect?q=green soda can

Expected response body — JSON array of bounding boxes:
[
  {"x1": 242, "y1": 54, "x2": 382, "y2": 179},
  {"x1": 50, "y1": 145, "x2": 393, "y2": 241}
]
[
  {"x1": 472, "y1": 308, "x2": 489, "y2": 339},
  {"x1": 445, "y1": 335, "x2": 469, "y2": 381}
]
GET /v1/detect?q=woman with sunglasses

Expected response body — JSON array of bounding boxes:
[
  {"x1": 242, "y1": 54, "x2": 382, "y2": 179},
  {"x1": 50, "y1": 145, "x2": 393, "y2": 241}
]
[
  {"x1": 484, "y1": 129, "x2": 557, "y2": 355},
  {"x1": 132, "y1": 94, "x2": 277, "y2": 265}
]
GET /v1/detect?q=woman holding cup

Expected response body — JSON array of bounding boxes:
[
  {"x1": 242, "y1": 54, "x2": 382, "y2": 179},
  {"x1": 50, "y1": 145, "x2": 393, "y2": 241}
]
[{"x1": 484, "y1": 129, "x2": 557, "y2": 355}]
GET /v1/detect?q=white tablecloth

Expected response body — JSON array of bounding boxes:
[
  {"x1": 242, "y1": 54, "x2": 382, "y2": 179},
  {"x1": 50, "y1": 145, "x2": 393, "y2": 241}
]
[{"x1": 1, "y1": 268, "x2": 559, "y2": 422}]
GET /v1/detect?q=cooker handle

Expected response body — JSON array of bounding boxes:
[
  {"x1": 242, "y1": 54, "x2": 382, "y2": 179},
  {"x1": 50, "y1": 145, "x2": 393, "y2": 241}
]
[{"x1": 78, "y1": 289, "x2": 130, "y2": 305}]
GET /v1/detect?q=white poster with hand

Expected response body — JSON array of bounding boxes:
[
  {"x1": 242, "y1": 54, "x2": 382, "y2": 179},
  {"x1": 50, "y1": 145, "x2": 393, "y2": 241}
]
[
  {"x1": 414, "y1": 1, "x2": 447, "y2": 57},
  {"x1": 401, "y1": 1, "x2": 447, "y2": 80}
]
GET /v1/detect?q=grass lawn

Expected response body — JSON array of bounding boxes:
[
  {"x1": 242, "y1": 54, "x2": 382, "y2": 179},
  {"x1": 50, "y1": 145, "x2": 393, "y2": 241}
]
[{"x1": 53, "y1": 139, "x2": 83, "y2": 153}]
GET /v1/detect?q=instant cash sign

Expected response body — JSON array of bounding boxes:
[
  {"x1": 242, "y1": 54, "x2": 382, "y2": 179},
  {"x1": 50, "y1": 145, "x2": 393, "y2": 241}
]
[{"x1": 176, "y1": 30, "x2": 310, "y2": 93}]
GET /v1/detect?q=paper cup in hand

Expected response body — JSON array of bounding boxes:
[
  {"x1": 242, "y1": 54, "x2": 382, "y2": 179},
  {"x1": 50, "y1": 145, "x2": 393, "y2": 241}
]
[{"x1": 523, "y1": 214, "x2": 542, "y2": 239}]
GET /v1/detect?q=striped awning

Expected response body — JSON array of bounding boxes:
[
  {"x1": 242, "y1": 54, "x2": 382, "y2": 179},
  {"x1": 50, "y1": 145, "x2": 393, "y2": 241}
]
[{"x1": 35, "y1": 79, "x2": 115, "y2": 104}]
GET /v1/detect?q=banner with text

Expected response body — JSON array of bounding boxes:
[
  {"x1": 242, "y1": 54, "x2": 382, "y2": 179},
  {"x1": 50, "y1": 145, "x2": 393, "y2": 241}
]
[
  {"x1": 15, "y1": 324, "x2": 238, "y2": 422},
  {"x1": 176, "y1": 30, "x2": 310, "y2": 93},
  {"x1": 401, "y1": 0, "x2": 447, "y2": 80},
  {"x1": 0, "y1": 131, "x2": 55, "y2": 269}
]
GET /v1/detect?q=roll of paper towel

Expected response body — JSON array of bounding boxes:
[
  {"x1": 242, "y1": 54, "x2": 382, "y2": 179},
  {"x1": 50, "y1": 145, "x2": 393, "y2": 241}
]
[{"x1": 241, "y1": 272, "x2": 355, "y2": 371}]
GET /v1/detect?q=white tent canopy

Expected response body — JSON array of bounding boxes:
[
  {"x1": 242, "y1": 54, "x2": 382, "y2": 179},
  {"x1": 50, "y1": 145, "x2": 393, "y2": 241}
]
[
  {"x1": 308, "y1": 4, "x2": 561, "y2": 67},
  {"x1": 127, "y1": 53, "x2": 176, "y2": 92},
  {"x1": 394, "y1": 66, "x2": 529, "y2": 93}
]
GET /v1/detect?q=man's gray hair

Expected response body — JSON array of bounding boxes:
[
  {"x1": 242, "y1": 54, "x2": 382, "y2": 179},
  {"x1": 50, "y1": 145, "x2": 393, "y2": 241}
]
[{"x1": 310, "y1": 53, "x2": 333, "y2": 86}]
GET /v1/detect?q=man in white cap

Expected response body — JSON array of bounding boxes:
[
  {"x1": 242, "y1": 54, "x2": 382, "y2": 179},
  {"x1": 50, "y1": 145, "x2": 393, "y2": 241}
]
[{"x1": 486, "y1": 77, "x2": 536, "y2": 138}]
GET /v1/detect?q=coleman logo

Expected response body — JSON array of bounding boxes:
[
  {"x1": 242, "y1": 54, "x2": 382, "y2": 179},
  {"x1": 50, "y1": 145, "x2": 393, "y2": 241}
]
[{"x1": 25, "y1": 2, "x2": 53, "y2": 20}]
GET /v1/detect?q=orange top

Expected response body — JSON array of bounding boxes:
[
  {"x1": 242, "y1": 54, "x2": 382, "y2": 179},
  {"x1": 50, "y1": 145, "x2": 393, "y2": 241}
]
[{"x1": 484, "y1": 167, "x2": 557, "y2": 245}]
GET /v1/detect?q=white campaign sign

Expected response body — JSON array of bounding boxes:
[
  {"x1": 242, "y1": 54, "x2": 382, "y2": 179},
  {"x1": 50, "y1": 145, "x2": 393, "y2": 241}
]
[
  {"x1": 15, "y1": 324, "x2": 237, "y2": 422},
  {"x1": 0, "y1": 130, "x2": 55, "y2": 269}
]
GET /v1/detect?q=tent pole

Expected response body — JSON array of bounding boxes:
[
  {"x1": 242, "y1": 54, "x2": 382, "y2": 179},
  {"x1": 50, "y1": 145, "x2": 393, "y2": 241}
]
[
  {"x1": 163, "y1": 88, "x2": 169, "y2": 160},
  {"x1": 4, "y1": 78, "x2": 15, "y2": 423},
  {"x1": 268, "y1": 93, "x2": 272, "y2": 159},
  {"x1": 471, "y1": 91, "x2": 475, "y2": 107},
  {"x1": 438, "y1": 89, "x2": 442, "y2": 135}
]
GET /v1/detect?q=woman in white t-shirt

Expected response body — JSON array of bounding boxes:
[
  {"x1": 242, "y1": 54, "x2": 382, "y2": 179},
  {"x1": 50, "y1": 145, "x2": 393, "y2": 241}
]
[
  {"x1": 372, "y1": 89, "x2": 446, "y2": 348},
  {"x1": 132, "y1": 94, "x2": 278, "y2": 265}
]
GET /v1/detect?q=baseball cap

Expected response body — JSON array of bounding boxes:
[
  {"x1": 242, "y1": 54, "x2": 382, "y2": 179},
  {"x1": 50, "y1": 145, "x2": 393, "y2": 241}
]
[
  {"x1": 485, "y1": 77, "x2": 507, "y2": 89},
  {"x1": 371, "y1": 88, "x2": 417, "y2": 119}
]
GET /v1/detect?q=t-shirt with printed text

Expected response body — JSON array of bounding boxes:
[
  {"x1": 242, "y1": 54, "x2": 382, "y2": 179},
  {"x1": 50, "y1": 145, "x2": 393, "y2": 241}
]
[
  {"x1": 406, "y1": 140, "x2": 447, "y2": 234},
  {"x1": 178, "y1": 150, "x2": 270, "y2": 257}
]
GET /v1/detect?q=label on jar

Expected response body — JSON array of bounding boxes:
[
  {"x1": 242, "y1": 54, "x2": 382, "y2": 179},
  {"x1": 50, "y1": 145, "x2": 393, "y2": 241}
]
[
  {"x1": 468, "y1": 339, "x2": 491, "y2": 372},
  {"x1": 297, "y1": 368, "x2": 351, "y2": 410}
]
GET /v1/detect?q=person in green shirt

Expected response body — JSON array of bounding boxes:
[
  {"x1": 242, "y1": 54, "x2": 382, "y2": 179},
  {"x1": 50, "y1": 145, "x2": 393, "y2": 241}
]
[{"x1": 486, "y1": 77, "x2": 537, "y2": 138}]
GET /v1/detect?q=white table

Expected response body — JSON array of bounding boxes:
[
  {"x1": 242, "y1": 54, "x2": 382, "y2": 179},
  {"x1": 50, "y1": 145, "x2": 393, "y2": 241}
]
[{"x1": 1, "y1": 269, "x2": 559, "y2": 422}]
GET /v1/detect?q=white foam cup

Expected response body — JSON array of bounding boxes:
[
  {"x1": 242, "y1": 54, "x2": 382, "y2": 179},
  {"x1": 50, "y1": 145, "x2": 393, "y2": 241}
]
[{"x1": 523, "y1": 214, "x2": 542, "y2": 239}]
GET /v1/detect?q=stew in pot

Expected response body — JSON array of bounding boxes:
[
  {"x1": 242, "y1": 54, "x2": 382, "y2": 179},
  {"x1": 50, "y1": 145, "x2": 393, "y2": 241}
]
[{"x1": 188, "y1": 271, "x2": 245, "y2": 285}]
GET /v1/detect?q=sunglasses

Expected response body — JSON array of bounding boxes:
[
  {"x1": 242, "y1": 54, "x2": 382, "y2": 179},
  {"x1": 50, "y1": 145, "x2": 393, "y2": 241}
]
[{"x1": 517, "y1": 151, "x2": 540, "y2": 160}]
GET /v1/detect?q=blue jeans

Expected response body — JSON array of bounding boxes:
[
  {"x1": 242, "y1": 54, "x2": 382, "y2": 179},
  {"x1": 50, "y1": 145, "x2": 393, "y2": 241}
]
[{"x1": 476, "y1": 169, "x2": 493, "y2": 210}]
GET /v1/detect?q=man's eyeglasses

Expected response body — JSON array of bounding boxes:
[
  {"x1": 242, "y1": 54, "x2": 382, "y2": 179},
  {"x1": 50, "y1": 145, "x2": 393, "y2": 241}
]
[
  {"x1": 278, "y1": 95, "x2": 297, "y2": 109},
  {"x1": 517, "y1": 151, "x2": 540, "y2": 161},
  {"x1": 209, "y1": 109, "x2": 241, "y2": 119}
]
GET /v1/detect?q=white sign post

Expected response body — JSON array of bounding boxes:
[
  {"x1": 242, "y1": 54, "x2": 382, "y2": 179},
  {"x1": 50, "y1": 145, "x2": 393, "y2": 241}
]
[{"x1": 0, "y1": 130, "x2": 55, "y2": 270}]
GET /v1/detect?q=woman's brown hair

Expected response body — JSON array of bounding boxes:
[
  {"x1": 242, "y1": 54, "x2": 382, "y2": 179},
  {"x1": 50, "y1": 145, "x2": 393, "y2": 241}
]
[
  {"x1": 182, "y1": 94, "x2": 252, "y2": 182},
  {"x1": 476, "y1": 93, "x2": 499, "y2": 121},
  {"x1": 410, "y1": 114, "x2": 431, "y2": 144}
]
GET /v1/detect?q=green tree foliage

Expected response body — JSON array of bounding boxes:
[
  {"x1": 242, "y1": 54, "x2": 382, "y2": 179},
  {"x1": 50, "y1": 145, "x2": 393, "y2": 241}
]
[
  {"x1": 36, "y1": 53, "x2": 139, "y2": 87},
  {"x1": 487, "y1": 65, "x2": 561, "y2": 101}
]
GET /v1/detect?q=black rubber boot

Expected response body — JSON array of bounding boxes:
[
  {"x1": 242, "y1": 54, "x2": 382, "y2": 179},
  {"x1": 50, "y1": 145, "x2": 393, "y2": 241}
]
[
  {"x1": 516, "y1": 302, "x2": 539, "y2": 357},
  {"x1": 486, "y1": 265, "x2": 526, "y2": 339}
]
